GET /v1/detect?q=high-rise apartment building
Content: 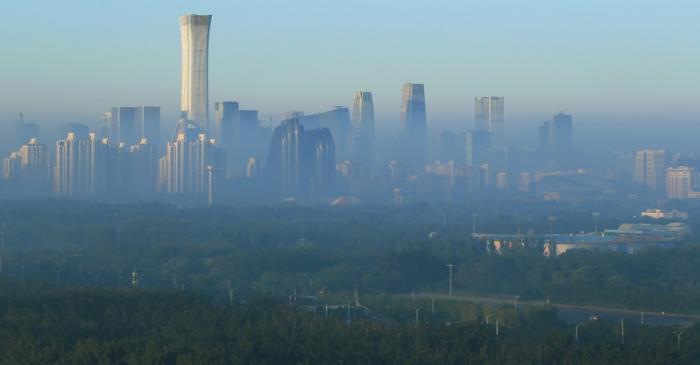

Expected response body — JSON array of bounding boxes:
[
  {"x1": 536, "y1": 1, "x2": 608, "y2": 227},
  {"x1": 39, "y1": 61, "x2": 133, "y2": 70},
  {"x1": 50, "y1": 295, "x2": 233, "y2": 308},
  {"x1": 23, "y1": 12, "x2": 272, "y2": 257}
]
[
  {"x1": 634, "y1": 150, "x2": 667, "y2": 193},
  {"x1": 162, "y1": 118, "x2": 223, "y2": 195},
  {"x1": 55, "y1": 132, "x2": 119, "y2": 198},
  {"x1": 666, "y1": 166, "x2": 693, "y2": 200},
  {"x1": 3, "y1": 138, "x2": 50, "y2": 195},
  {"x1": 180, "y1": 14, "x2": 212, "y2": 130},
  {"x1": 400, "y1": 83, "x2": 427, "y2": 166},
  {"x1": 474, "y1": 97, "x2": 504, "y2": 148}
]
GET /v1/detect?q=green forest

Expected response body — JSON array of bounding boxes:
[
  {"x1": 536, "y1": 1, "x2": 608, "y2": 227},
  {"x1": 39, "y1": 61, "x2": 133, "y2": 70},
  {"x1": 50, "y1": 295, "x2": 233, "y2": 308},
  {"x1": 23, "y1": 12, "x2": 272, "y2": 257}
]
[
  {"x1": 2, "y1": 200, "x2": 700, "y2": 363},
  {"x1": 0, "y1": 281, "x2": 698, "y2": 365}
]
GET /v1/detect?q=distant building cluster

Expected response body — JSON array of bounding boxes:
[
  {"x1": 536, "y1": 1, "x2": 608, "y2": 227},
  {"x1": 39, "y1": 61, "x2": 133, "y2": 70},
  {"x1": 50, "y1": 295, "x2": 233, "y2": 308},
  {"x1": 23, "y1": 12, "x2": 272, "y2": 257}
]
[{"x1": 3, "y1": 13, "x2": 693, "y2": 207}]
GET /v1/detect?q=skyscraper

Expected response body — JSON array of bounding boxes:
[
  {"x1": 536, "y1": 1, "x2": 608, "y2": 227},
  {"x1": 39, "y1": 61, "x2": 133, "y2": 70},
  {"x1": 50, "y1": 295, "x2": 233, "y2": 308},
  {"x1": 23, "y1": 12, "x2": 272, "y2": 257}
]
[
  {"x1": 214, "y1": 101, "x2": 239, "y2": 146},
  {"x1": 297, "y1": 107, "x2": 351, "y2": 161},
  {"x1": 265, "y1": 119, "x2": 303, "y2": 197},
  {"x1": 474, "y1": 97, "x2": 505, "y2": 148},
  {"x1": 400, "y1": 83, "x2": 427, "y2": 166},
  {"x1": 634, "y1": 149, "x2": 667, "y2": 193},
  {"x1": 352, "y1": 91, "x2": 375, "y2": 141},
  {"x1": 551, "y1": 112, "x2": 573, "y2": 152},
  {"x1": 110, "y1": 107, "x2": 139, "y2": 146},
  {"x1": 465, "y1": 131, "x2": 491, "y2": 167},
  {"x1": 180, "y1": 14, "x2": 212, "y2": 130},
  {"x1": 303, "y1": 128, "x2": 336, "y2": 197},
  {"x1": 265, "y1": 119, "x2": 336, "y2": 198},
  {"x1": 140, "y1": 106, "x2": 161, "y2": 145}
]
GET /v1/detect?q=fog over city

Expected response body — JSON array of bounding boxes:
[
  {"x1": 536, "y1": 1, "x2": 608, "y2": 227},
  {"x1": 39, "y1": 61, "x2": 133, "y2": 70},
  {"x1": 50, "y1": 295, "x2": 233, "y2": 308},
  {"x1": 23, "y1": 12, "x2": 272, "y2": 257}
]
[{"x1": 1, "y1": 1, "x2": 700, "y2": 364}]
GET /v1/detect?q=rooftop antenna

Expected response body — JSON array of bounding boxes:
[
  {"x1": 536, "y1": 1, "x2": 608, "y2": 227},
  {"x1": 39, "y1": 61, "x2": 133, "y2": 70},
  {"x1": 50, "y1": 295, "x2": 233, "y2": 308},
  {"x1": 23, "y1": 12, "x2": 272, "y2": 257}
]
[{"x1": 131, "y1": 267, "x2": 139, "y2": 288}]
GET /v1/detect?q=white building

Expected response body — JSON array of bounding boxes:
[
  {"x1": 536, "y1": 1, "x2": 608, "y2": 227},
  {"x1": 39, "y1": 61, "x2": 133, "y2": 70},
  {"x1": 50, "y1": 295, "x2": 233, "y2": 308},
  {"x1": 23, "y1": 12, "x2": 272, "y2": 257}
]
[
  {"x1": 180, "y1": 14, "x2": 212, "y2": 130},
  {"x1": 666, "y1": 166, "x2": 694, "y2": 199},
  {"x1": 474, "y1": 96, "x2": 505, "y2": 148}
]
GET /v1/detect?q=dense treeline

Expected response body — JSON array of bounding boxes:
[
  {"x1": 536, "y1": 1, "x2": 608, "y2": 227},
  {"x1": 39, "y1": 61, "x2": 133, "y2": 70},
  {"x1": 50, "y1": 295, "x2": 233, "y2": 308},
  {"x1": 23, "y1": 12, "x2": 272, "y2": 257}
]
[
  {"x1": 0, "y1": 281, "x2": 698, "y2": 365},
  {"x1": 2, "y1": 200, "x2": 700, "y2": 313}
]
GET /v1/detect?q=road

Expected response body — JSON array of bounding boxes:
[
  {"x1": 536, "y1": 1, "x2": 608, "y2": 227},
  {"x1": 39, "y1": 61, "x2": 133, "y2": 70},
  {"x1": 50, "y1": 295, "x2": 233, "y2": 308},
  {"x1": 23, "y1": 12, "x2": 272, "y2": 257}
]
[{"x1": 401, "y1": 292, "x2": 700, "y2": 323}]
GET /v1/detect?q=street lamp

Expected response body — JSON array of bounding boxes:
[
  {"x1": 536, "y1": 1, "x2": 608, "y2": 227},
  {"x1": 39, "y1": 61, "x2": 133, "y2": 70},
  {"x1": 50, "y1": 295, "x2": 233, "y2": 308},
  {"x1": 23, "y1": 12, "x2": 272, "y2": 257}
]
[
  {"x1": 575, "y1": 322, "x2": 582, "y2": 343},
  {"x1": 446, "y1": 264, "x2": 455, "y2": 299}
]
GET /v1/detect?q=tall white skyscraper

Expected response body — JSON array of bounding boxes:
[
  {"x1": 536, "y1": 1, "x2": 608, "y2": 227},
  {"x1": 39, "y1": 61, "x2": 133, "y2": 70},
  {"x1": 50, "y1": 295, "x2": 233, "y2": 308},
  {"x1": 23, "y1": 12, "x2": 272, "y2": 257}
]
[
  {"x1": 474, "y1": 97, "x2": 505, "y2": 148},
  {"x1": 180, "y1": 14, "x2": 212, "y2": 130}
]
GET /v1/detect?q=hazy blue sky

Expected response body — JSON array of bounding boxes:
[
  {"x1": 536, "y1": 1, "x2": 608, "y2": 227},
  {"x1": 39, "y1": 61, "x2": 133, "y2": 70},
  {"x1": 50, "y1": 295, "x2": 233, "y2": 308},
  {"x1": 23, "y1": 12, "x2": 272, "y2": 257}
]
[{"x1": 1, "y1": 0, "x2": 698, "y2": 131}]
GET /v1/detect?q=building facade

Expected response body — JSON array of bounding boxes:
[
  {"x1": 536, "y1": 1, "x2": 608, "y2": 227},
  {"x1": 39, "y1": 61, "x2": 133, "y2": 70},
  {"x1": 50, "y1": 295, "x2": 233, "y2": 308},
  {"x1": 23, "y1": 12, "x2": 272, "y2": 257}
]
[{"x1": 180, "y1": 14, "x2": 212, "y2": 130}]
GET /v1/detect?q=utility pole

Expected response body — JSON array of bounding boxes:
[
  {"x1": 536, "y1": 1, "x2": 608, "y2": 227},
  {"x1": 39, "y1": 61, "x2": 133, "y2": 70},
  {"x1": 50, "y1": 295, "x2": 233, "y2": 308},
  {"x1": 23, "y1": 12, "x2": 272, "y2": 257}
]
[
  {"x1": 472, "y1": 213, "x2": 476, "y2": 235},
  {"x1": 677, "y1": 331, "x2": 682, "y2": 351},
  {"x1": 621, "y1": 318, "x2": 624, "y2": 345},
  {"x1": 496, "y1": 319, "x2": 499, "y2": 336},
  {"x1": 446, "y1": 264, "x2": 455, "y2": 299},
  {"x1": 547, "y1": 216, "x2": 557, "y2": 235},
  {"x1": 226, "y1": 280, "x2": 234, "y2": 306},
  {"x1": 592, "y1": 212, "x2": 600, "y2": 234},
  {"x1": 354, "y1": 285, "x2": 360, "y2": 307},
  {"x1": 575, "y1": 323, "x2": 580, "y2": 343}
]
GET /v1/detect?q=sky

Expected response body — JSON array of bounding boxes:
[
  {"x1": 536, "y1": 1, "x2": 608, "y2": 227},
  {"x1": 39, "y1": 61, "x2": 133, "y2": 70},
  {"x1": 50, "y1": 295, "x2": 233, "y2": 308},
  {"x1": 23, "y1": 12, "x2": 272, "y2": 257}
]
[{"x1": 0, "y1": 0, "x2": 698, "y2": 133}]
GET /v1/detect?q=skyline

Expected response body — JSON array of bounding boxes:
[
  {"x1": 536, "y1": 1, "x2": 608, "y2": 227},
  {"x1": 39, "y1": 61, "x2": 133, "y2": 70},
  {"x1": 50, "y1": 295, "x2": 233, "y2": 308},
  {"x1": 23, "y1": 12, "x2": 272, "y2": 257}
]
[{"x1": 1, "y1": 1, "x2": 699, "y2": 130}]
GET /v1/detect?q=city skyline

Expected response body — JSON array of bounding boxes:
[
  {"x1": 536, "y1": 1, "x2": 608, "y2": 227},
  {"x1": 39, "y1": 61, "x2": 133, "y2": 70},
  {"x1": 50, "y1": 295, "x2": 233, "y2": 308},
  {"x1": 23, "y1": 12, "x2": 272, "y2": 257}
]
[{"x1": 1, "y1": 1, "x2": 698, "y2": 128}]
